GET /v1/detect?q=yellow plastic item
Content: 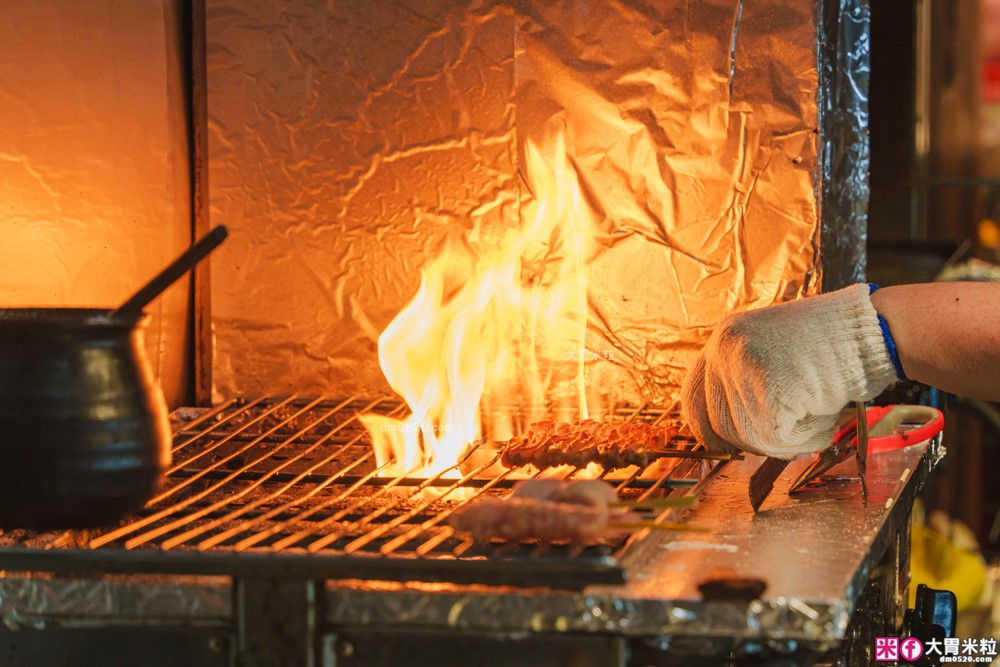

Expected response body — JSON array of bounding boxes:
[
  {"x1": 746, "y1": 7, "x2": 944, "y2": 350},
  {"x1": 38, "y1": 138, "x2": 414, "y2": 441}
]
[
  {"x1": 979, "y1": 218, "x2": 1000, "y2": 249},
  {"x1": 910, "y1": 522, "x2": 987, "y2": 612}
]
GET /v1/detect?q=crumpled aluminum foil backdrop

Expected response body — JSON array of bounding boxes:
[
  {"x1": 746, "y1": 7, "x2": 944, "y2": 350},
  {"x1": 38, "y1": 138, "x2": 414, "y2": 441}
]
[
  {"x1": 820, "y1": 0, "x2": 870, "y2": 291},
  {"x1": 206, "y1": 0, "x2": 831, "y2": 404},
  {"x1": 0, "y1": 575, "x2": 229, "y2": 630},
  {"x1": 0, "y1": 1, "x2": 191, "y2": 407}
]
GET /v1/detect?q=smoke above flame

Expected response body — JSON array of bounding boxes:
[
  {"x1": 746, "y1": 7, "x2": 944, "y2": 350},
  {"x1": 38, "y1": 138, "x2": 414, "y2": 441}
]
[{"x1": 360, "y1": 130, "x2": 603, "y2": 479}]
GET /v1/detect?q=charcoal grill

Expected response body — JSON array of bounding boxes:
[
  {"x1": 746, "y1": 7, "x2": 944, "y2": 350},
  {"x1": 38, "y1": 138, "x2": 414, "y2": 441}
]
[
  {"x1": 0, "y1": 398, "x2": 942, "y2": 667},
  {"x1": 0, "y1": 396, "x2": 726, "y2": 590},
  {"x1": 0, "y1": 0, "x2": 933, "y2": 663}
]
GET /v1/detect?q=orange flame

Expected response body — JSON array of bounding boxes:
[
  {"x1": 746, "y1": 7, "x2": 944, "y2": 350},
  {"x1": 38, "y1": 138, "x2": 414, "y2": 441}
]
[{"x1": 361, "y1": 130, "x2": 602, "y2": 481}]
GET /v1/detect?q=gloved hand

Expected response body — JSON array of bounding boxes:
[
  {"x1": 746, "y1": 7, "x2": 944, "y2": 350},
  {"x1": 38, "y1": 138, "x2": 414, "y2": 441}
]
[{"x1": 681, "y1": 283, "x2": 901, "y2": 459}]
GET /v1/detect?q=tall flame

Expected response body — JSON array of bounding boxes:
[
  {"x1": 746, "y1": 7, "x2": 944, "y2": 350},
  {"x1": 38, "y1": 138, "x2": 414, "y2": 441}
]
[{"x1": 361, "y1": 130, "x2": 600, "y2": 480}]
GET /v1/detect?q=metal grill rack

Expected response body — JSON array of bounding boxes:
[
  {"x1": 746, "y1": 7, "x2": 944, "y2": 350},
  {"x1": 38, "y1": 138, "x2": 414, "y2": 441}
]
[{"x1": 0, "y1": 396, "x2": 732, "y2": 589}]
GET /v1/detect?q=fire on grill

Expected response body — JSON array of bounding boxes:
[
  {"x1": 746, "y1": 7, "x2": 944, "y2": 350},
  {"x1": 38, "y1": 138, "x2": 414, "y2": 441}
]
[
  {"x1": 0, "y1": 2, "x2": 935, "y2": 666},
  {"x1": 0, "y1": 396, "x2": 722, "y2": 590},
  {"x1": 312, "y1": 130, "x2": 724, "y2": 549},
  {"x1": 357, "y1": 132, "x2": 610, "y2": 484}
]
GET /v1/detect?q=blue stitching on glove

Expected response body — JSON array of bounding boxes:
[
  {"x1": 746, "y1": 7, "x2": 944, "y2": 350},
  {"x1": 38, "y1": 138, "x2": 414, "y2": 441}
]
[{"x1": 868, "y1": 283, "x2": 909, "y2": 381}]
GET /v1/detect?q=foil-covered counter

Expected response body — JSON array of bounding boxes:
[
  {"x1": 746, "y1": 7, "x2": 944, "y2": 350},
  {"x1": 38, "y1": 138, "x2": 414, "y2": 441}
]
[
  {"x1": 0, "y1": 436, "x2": 935, "y2": 653},
  {"x1": 324, "y1": 437, "x2": 939, "y2": 652},
  {"x1": 0, "y1": 575, "x2": 230, "y2": 630}
]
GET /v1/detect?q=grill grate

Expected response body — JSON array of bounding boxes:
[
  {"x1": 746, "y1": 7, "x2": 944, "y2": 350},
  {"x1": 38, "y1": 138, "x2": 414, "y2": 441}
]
[{"x1": 0, "y1": 396, "x2": 732, "y2": 589}]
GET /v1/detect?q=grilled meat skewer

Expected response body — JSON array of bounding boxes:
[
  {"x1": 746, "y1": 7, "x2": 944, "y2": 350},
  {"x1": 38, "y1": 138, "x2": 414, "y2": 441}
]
[
  {"x1": 511, "y1": 478, "x2": 619, "y2": 507},
  {"x1": 449, "y1": 497, "x2": 619, "y2": 543},
  {"x1": 500, "y1": 419, "x2": 680, "y2": 470},
  {"x1": 450, "y1": 479, "x2": 642, "y2": 543}
]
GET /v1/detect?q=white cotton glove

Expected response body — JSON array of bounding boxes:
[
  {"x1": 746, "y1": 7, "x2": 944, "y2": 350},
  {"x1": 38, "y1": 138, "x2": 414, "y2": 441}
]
[{"x1": 680, "y1": 284, "x2": 900, "y2": 459}]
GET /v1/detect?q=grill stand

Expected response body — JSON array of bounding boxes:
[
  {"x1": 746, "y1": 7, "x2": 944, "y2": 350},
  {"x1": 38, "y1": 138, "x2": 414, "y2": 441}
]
[
  {"x1": 236, "y1": 578, "x2": 323, "y2": 667},
  {"x1": 0, "y1": 408, "x2": 941, "y2": 667},
  {"x1": 319, "y1": 436, "x2": 941, "y2": 666}
]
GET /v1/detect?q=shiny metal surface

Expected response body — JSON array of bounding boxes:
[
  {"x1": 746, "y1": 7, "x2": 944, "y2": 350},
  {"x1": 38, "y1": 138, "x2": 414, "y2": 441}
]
[
  {"x1": 204, "y1": 0, "x2": 828, "y2": 406},
  {"x1": 0, "y1": 398, "x2": 717, "y2": 590},
  {"x1": 323, "y1": 436, "x2": 938, "y2": 648},
  {"x1": 0, "y1": 574, "x2": 230, "y2": 629},
  {"x1": 0, "y1": 434, "x2": 934, "y2": 651},
  {"x1": 0, "y1": 309, "x2": 171, "y2": 529},
  {"x1": 855, "y1": 399, "x2": 869, "y2": 502},
  {"x1": 820, "y1": 0, "x2": 871, "y2": 291},
  {"x1": 0, "y1": 1, "x2": 193, "y2": 408}
]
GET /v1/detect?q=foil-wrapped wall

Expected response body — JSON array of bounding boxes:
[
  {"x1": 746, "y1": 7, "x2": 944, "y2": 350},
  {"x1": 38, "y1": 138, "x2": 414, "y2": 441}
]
[
  {"x1": 206, "y1": 0, "x2": 838, "y2": 404},
  {"x1": 820, "y1": 0, "x2": 870, "y2": 291},
  {"x1": 0, "y1": 1, "x2": 192, "y2": 407}
]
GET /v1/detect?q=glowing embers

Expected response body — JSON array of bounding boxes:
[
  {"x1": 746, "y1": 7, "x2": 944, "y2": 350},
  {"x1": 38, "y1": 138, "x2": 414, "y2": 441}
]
[{"x1": 361, "y1": 130, "x2": 605, "y2": 482}]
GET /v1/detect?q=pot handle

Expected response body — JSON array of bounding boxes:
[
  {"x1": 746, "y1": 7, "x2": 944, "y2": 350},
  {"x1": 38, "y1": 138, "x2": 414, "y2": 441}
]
[{"x1": 113, "y1": 226, "x2": 228, "y2": 317}]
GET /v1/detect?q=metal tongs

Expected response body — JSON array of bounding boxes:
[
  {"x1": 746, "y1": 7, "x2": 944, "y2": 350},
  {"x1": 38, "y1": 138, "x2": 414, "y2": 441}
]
[
  {"x1": 748, "y1": 403, "x2": 944, "y2": 511},
  {"x1": 787, "y1": 404, "x2": 945, "y2": 495}
]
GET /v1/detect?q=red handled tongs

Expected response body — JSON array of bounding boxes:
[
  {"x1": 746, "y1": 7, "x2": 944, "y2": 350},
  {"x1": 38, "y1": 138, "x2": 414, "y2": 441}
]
[{"x1": 787, "y1": 404, "x2": 944, "y2": 495}]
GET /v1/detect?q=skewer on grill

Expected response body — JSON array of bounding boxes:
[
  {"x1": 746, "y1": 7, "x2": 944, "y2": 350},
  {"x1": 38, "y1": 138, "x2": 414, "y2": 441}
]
[
  {"x1": 498, "y1": 419, "x2": 740, "y2": 471},
  {"x1": 448, "y1": 478, "x2": 701, "y2": 543},
  {"x1": 509, "y1": 477, "x2": 695, "y2": 509}
]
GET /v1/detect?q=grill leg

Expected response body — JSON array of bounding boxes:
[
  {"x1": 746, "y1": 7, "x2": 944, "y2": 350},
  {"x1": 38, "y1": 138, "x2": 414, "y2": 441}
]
[{"x1": 235, "y1": 577, "x2": 323, "y2": 667}]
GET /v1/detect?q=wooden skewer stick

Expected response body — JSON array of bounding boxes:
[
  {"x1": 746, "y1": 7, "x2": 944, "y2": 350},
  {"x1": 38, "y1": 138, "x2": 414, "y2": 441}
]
[
  {"x1": 608, "y1": 521, "x2": 708, "y2": 533},
  {"x1": 612, "y1": 496, "x2": 697, "y2": 509}
]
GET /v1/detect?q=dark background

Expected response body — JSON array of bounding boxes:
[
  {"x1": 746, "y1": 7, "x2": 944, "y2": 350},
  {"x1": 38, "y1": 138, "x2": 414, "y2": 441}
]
[{"x1": 869, "y1": 0, "x2": 1000, "y2": 552}]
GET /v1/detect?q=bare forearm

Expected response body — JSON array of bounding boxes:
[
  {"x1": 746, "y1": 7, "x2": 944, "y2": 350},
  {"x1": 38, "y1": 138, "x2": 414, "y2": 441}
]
[{"x1": 870, "y1": 282, "x2": 1000, "y2": 401}]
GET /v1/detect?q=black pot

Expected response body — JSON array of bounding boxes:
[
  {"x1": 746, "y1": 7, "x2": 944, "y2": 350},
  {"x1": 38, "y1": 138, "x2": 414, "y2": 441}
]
[{"x1": 0, "y1": 308, "x2": 171, "y2": 529}]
